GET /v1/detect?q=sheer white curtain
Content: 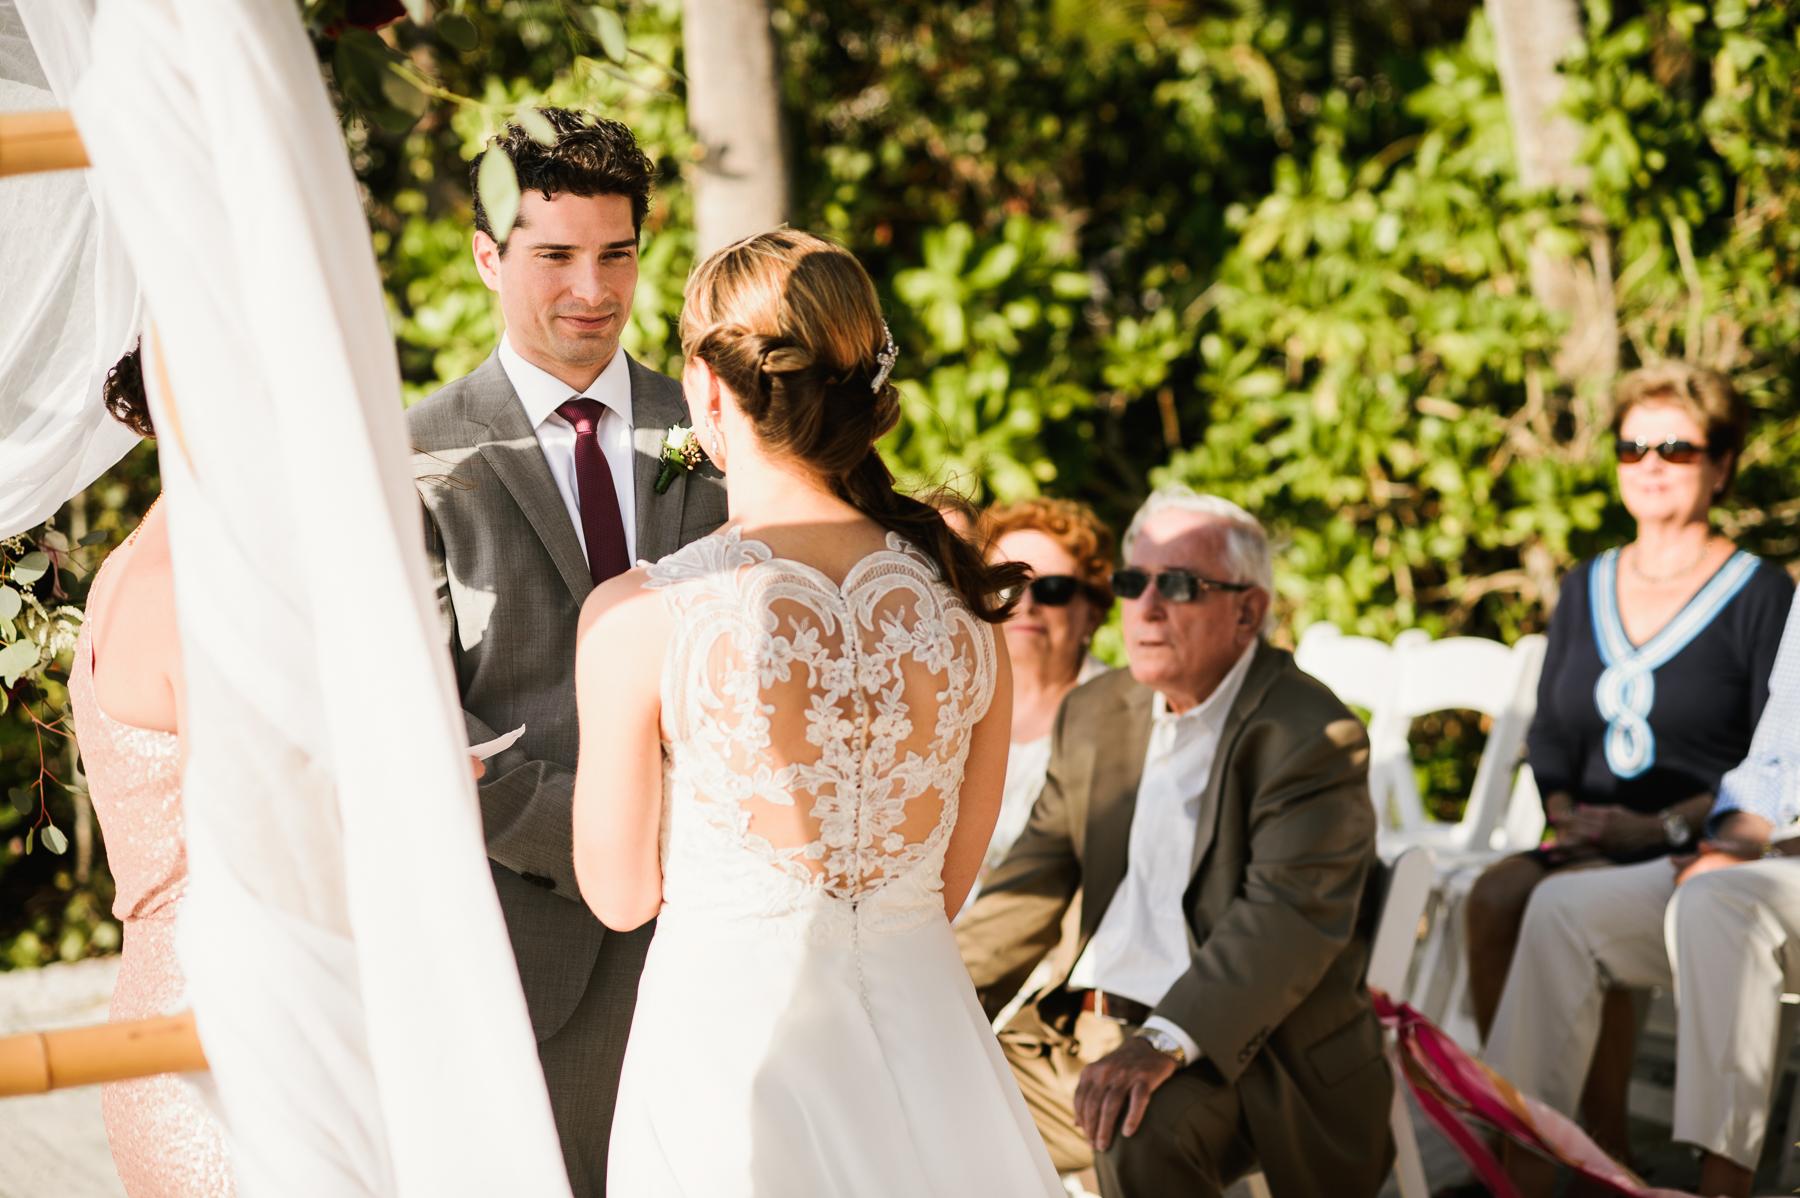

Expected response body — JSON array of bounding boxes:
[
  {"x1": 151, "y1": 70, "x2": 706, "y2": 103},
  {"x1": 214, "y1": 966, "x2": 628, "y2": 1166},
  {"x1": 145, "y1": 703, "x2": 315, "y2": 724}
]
[
  {"x1": 8, "y1": 0, "x2": 571, "y2": 1194},
  {"x1": 0, "y1": 0, "x2": 140, "y2": 541}
]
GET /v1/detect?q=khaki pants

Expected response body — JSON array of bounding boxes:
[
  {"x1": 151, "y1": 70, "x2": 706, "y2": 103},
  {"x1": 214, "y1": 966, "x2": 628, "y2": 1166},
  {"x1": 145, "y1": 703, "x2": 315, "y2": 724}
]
[
  {"x1": 1485, "y1": 857, "x2": 1800, "y2": 1170},
  {"x1": 998, "y1": 1010, "x2": 1256, "y2": 1197}
]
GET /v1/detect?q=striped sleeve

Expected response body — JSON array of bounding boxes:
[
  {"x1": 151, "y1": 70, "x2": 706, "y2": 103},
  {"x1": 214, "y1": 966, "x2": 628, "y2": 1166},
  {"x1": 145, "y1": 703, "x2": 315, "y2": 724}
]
[{"x1": 1712, "y1": 597, "x2": 1800, "y2": 834}]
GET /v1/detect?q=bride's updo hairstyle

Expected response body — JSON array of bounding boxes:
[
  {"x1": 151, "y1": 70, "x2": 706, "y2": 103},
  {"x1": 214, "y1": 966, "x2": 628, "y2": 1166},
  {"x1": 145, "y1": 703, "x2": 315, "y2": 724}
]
[{"x1": 681, "y1": 229, "x2": 1027, "y2": 624}]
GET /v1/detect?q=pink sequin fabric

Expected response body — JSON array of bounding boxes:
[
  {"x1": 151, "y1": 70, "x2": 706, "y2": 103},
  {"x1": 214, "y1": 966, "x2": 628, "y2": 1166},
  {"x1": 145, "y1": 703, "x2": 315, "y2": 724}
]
[{"x1": 70, "y1": 610, "x2": 235, "y2": 1198}]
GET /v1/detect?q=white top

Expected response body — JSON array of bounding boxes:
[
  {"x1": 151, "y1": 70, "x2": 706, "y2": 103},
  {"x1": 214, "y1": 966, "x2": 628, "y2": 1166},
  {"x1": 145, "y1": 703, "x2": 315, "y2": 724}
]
[
  {"x1": 498, "y1": 333, "x2": 637, "y2": 564},
  {"x1": 1067, "y1": 642, "x2": 1257, "y2": 1063}
]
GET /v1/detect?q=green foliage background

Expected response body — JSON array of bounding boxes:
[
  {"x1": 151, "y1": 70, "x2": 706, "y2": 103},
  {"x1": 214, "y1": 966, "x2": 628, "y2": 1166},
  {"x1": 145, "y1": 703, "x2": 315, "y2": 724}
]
[{"x1": 2, "y1": 0, "x2": 1797, "y2": 965}]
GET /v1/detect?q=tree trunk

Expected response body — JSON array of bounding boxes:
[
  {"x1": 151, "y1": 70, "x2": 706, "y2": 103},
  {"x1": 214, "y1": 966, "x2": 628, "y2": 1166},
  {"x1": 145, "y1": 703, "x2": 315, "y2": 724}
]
[
  {"x1": 1486, "y1": 0, "x2": 1619, "y2": 386},
  {"x1": 682, "y1": 0, "x2": 789, "y2": 257}
]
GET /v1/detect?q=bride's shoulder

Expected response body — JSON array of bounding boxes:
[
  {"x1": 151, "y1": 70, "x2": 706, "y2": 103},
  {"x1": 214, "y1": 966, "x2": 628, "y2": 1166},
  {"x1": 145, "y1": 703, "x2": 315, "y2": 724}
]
[{"x1": 577, "y1": 565, "x2": 675, "y2": 649}]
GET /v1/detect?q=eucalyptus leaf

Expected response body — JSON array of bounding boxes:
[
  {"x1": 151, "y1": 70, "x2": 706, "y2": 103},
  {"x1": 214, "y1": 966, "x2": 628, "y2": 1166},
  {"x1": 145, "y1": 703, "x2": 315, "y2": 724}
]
[
  {"x1": 401, "y1": 0, "x2": 429, "y2": 23},
  {"x1": 516, "y1": 106, "x2": 558, "y2": 147},
  {"x1": 437, "y1": 12, "x2": 478, "y2": 51},
  {"x1": 79, "y1": 530, "x2": 110, "y2": 547},
  {"x1": 382, "y1": 68, "x2": 429, "y2": 119},
  {"x1": 0, "y1": 586, "x2": 19, "y2": 621},
  {"x1": 12, "y1": 552, "x2": 48, "y2": 585},
  {"x1": 579, "y1": 5, "x2": 628, "y2": 64},
  {"x1": 478, "y1": 147, "x2": 521, "y2": 243},
  {"x1": 41, "y1": 825, "x2": 67, "y2": 856},
  {"x1": 39, "y1": 530, "x2": 68, "y2": 552},
  {"x1": 8, "y1": 787, "x2": 33, "y2": 816},
  {"x1": 0, "y1": 638, "x2": 40, "y2": 686},
  {"x1": 24, "y1": 828, "x2": 33, "y2": 855}
]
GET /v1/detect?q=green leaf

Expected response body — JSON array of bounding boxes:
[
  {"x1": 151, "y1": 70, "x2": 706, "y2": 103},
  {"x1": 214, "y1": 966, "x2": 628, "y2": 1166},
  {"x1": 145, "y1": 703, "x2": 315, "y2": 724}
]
[
  {"x1": 515, "y1": 106, "x2": 559, "y2": 147},
  {"x1": 12, "y1": 552, "x2": 49, "y2": 585},
  {"x1": 478, "y1": 146, "x2": 522, "y2": 243},
  {"x1": 0, "y1": 638, "x2": 40, "y2": 687},
  {"x1": 78, "y1": 530, "x2": 110, "y2": 547},
  {"x1": 24, "y1": 828, "x2": 33, "y2": 855},
  {"x1": 8, "y1": 788, "x2": 33, "y2": 817},
  {"x1": 436, "y1": 12, "x2": 478, "y2": 52},
  {"x1": 381, "y1": 68, "x2": 429, "y2": 121},
  {"x1": 39, "y1": 530, "x2": 68, "y2": 552},
  {"x1": 401, "y1": 0, "x2": 429, "y2": 23},
  {"x1": 578, "y1": 6, "x2": 628, "y2": 64},
  {"x1": 41, "y1": 825, "x2": 67, "y2": 856},
  {"x1": 0, "y1": 587, "x2": 19, "y2": 621}
]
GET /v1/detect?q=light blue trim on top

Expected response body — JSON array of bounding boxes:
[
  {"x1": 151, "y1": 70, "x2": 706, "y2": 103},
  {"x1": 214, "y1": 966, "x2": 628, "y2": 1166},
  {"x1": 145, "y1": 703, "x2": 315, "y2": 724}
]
[{"x1": 1590, "y1": 547, "x2": 1759, "y2": 779}]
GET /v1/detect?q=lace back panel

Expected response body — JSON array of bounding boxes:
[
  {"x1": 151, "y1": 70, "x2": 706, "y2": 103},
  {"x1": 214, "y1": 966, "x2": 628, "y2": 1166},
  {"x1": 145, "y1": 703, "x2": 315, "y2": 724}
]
[{"x1": 647, "y1": 529, "x2": 997, "y2": 905}]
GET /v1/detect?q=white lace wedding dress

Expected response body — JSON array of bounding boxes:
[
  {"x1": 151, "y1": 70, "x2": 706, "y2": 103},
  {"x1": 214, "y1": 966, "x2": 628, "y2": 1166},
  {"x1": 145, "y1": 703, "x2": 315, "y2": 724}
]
[{"x1": 608, "y1": 529, "x2": 1063, "y2": 1197}]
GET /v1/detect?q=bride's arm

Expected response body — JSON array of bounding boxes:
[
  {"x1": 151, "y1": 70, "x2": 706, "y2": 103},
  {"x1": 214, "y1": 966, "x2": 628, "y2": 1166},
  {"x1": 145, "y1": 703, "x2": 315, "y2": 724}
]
[
  {"x1": 939, "y1": 632, "x2": 1014, "y2": 920},
  {"x1": 571, "y1": 569, "x2": 672, "y2": 932}
]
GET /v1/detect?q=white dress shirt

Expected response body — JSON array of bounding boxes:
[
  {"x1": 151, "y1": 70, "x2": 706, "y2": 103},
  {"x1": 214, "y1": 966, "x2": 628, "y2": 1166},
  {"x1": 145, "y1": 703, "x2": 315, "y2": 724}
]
[
  {"x1": 497, "y1": 334, "x2": 638, "y2": 565},
  {"x1": 1067, "y1": 642, "x2": 1257, "y2": 1063}
]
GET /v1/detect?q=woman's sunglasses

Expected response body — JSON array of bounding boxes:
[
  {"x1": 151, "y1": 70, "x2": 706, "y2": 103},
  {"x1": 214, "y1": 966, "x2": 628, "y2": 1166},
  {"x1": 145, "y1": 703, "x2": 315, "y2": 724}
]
[
  {"x1": 1615, "y1": 437, "x2": 1721, "y2": 465},
  {"x1": 1001, "y1": 575, "x2": 1086, "y2": 607},
  {"x1": 1110, "y1": 568, "x2": 1251, "y2": 603}
]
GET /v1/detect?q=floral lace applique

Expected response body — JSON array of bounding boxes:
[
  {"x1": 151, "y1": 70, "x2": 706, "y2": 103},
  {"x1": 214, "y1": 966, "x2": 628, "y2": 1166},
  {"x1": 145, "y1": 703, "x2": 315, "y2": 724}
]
[{"x1": 646, "y1": 528, "x2": 997, "y2": 903}]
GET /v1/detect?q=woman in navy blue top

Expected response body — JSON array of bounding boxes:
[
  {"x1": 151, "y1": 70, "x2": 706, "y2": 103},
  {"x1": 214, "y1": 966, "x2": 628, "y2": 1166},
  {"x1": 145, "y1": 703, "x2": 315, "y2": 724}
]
[{"x1": 1466, "y1": 363, "x2": 1792, "y2": 1167}]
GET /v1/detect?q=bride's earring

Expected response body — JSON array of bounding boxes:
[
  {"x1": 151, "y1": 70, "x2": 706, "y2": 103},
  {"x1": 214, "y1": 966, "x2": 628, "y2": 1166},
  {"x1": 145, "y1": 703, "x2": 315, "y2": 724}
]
[{"x1": 707, "y1": 417, "x2": 725, "y2": 470}]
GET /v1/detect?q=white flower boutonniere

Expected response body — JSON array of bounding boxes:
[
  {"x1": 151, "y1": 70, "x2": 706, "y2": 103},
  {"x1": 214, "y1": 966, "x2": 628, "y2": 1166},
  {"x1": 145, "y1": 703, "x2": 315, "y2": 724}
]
[{"x1": 655, "y1": 425, "x2": 705, "y2": 494}]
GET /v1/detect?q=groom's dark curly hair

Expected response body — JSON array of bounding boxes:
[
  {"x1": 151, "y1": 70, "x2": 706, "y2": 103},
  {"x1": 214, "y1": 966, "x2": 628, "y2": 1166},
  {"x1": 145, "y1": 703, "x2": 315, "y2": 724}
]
[{"x1": 471, "y1": 108, "x2": 654, "y2": 251}]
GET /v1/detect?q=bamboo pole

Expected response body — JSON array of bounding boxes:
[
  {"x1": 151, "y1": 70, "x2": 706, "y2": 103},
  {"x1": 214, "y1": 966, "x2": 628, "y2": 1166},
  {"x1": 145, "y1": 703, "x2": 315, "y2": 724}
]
[
  {"x1": 0, "y1": 110, "x2": 89, "y2": 178},
  {"x1": 0, "y1": 1011, "x2": 207, "y2": 1097}
]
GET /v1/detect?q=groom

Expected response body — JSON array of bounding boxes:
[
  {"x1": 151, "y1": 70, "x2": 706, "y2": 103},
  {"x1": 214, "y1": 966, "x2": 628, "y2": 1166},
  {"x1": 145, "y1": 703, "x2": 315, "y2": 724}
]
[{"x1": 408, "y1": 111, "x2": 727, "y2": 1197}]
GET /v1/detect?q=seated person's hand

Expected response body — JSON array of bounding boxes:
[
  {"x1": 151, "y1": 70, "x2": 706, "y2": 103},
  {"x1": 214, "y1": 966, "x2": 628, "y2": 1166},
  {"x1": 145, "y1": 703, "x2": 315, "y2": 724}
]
[
  {"x1": 470, "y1": 755, "x2": 486, "y2": 782},
  {"x1": 1546, "y1": 802, "x2": 1660, "y2": 858},
  {"x1": 1073, "y1": 1035, "x2": 1179, "y2": 1153},
  {"x1": 1674, "y1": 811, "x2": 1779, "y2": 884}
]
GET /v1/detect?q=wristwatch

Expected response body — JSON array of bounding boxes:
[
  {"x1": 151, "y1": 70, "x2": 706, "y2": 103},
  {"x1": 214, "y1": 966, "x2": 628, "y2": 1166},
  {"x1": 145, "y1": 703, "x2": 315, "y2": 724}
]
[
  {"x1": 1661, "y1": 807, "x2": 1693, "y2": 849},
  {"x1": 1133, "y1": 1027, "x2": 1188, "y2": 1068}
]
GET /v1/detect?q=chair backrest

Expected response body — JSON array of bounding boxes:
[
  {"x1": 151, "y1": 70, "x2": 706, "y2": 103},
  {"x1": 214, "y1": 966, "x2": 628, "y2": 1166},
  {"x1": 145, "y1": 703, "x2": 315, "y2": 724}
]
[
  {"x1": 1296, "y1": 622, "x2": 1549, "y2": 852},
  {"x1": 1368, "y1": 845, "x2": 1436, "y2": 996}
]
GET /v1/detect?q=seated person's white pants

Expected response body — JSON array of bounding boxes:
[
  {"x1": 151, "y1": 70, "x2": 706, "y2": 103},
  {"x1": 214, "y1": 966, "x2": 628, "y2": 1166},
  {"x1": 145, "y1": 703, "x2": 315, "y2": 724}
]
[{"x1": 1485, "y1": 857, "x2": 1800, "y2": 1170}]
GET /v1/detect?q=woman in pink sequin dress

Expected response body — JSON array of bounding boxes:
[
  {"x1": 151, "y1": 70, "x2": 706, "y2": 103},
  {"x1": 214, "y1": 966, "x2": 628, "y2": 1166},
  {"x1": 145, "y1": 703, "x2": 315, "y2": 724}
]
[{"x1": 66, "y1": 347, "x2": 235, "y2": 1198}]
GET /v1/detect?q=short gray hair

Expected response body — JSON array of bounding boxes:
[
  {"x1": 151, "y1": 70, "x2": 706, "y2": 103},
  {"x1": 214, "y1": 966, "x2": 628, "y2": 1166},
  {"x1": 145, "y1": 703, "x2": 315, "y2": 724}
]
[{"x1": 1122, "y1": 486, "x2": 1273, "y2": 632}]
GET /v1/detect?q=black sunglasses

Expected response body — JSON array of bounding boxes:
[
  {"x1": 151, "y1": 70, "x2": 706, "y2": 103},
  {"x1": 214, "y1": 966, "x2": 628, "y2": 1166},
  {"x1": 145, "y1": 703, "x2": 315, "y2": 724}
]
[
  {"x1": 1615, "y1": 437, "x2": 1721, "y2": 465},
  {"x1": 1000, "y1": 575, "x2": 1085, "y2": 607},
  {"x1": 1110, "y1": 567, "x2": 1251, "y2": 603}
]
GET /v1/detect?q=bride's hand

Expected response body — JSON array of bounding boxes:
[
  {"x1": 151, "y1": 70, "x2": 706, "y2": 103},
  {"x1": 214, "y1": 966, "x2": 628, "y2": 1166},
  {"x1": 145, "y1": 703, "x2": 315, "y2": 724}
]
[{"x1": 470, "y1": 756, "x2": 486, "y2": 782}]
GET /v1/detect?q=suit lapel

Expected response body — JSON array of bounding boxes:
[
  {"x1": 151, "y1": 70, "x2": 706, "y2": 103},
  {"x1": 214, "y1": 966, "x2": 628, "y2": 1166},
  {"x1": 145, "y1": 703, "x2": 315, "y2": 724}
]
[
  {"x1": 628, "y1": 355, "x2": 691, "y2": 564},
  {"x1": 1189, "y1": 641, "x2": 1284, "y2": 879},
  {"x1": 1079, "y1": 681, "x2": 1156, "y2": 943},
  {"x1": 468, "y1": 356, "x2": 594, "y2": 605}
]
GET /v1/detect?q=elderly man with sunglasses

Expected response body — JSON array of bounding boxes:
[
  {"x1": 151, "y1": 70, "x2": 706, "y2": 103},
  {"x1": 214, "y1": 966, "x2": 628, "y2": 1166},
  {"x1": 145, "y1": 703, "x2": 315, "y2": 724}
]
[{"x1": 958, "y1": 486, "x2": 1391, "y2": 1198}]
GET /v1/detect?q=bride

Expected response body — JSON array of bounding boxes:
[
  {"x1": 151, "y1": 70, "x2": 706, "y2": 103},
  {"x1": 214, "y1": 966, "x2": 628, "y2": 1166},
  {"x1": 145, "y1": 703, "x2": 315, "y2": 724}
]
[{"x1": 569, "y1": 229, "x2": 1063, "y2": 1196}]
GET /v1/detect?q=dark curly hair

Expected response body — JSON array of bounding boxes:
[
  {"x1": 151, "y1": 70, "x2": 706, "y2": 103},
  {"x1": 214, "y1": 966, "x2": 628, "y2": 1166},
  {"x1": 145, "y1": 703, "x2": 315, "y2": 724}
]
[
  {"x1": 680, "y1": 229, "x2": 1027, "y2": 624},
  {"x1": 104, "y1": 341, "x2": 153, "y2": 438},
  {"x1": 471, "y1": 108, "x2": 654, "y2": 251}
]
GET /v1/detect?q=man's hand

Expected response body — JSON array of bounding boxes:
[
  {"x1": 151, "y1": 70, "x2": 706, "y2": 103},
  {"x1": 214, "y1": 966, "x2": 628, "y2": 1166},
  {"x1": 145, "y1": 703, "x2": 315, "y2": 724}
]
[
  {"x1": 1074, "y1": 1036, "x2": 1179, "y2": 1153},
  {"x1": 1675, "y1": 812, "x2": 1778, "y2": 884}
]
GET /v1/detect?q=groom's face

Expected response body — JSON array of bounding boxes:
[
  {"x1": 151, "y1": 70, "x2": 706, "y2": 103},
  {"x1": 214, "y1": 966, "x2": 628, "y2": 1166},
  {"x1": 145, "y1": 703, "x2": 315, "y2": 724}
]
[{"x1": 474, "y1": 190, "x2": 640, "y2": 389}]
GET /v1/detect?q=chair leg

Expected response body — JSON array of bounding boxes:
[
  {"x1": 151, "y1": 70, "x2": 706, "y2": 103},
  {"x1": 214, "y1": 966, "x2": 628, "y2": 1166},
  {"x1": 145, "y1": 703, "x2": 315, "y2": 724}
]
[{"x1": 1389, "y1": 1058, "x2": 1431, "y2": 1198}]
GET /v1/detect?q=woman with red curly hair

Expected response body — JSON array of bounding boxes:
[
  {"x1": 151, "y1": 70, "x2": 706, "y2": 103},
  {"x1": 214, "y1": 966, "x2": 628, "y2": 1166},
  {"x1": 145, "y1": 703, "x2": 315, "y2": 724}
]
[{"x1": 966, "y1": 498, "x2": 1115, "y2": 907}]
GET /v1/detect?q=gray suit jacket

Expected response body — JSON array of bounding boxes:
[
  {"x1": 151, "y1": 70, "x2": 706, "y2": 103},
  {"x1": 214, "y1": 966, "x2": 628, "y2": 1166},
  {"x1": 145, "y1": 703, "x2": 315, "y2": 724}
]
[{"x1": 408, "y1": 352, "x2": 728, "y2": 1040}]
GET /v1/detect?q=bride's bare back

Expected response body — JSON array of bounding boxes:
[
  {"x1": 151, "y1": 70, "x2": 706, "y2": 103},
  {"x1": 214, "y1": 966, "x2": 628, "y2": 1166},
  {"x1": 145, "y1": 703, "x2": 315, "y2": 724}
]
[{"x1": 86, "y1": 503, "x2": 184, "y2": 736}]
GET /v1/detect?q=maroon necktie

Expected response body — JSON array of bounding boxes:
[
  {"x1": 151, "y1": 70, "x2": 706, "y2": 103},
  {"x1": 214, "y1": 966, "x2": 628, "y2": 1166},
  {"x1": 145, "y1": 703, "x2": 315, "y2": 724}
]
[{"x1": 555, "y1": 398, "x2": 631, "y2": 586}]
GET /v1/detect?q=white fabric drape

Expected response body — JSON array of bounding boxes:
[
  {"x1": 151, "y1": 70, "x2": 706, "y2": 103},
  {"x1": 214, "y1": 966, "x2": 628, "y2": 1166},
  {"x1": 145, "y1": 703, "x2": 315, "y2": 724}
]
[
  {"x1": 11, "y1": 0, "x2": 573, "y2": 1193},
  {"x1": 0, "y1": 0, "x2": 140, "y2": 541}
]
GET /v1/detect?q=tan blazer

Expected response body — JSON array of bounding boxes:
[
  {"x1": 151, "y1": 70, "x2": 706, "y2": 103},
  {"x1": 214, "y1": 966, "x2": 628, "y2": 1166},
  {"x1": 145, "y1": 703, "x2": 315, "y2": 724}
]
[{"x1": 957, "y1": 642, "x2": 1394, "y2": 1196}]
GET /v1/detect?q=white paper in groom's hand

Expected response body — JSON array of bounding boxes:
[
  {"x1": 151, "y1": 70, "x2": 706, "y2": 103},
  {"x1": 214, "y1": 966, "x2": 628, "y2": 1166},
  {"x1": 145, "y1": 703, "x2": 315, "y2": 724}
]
[{"x1": 469, "y1": 724, "x2": 527, "y2": 761}]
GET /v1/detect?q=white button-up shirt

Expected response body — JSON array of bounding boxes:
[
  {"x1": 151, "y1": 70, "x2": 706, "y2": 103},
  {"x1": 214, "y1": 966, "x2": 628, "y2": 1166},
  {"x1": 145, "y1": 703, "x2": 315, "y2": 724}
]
[
  {"x1": 1067, "y1": 642, "x2": 1257, "y2": 1063},
  {"x1": 497, "y1": 334, "x2": 638, "y2": 565}
]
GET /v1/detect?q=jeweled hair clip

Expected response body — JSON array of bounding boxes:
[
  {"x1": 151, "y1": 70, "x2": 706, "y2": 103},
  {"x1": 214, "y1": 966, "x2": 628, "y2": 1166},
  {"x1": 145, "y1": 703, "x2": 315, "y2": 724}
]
[{"x1": 871, "y1": 323, "x2": 897, "y2": 392}]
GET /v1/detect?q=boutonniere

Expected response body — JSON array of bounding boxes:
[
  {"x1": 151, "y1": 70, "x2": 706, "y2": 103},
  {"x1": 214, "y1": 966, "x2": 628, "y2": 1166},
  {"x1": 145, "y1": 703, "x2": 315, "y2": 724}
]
[{"x1": 655, "y1": 425, "x2": 705, "y2": 494}]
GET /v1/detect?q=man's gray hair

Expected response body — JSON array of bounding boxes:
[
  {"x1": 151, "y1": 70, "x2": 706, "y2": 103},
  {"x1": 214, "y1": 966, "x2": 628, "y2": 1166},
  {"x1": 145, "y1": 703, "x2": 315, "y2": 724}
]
[{"x1": 1122, "y1": 486, "x2": 1274, "y2": 632}]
